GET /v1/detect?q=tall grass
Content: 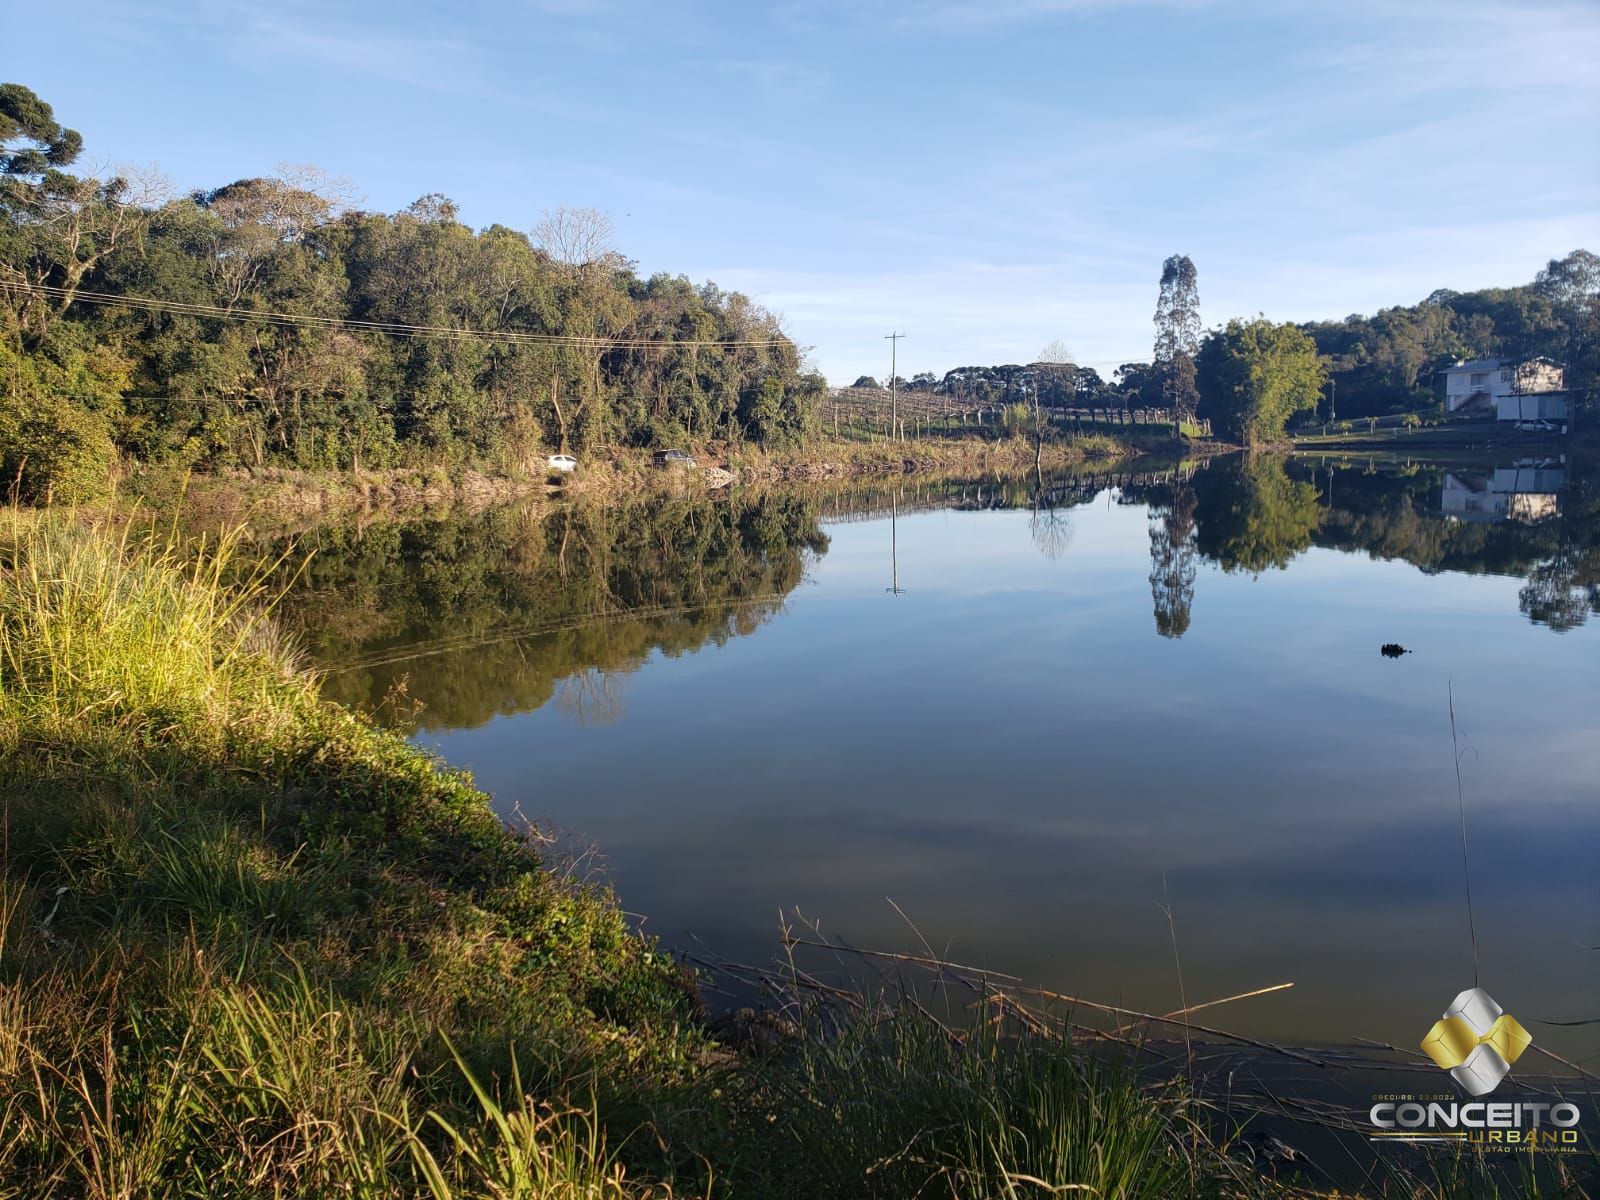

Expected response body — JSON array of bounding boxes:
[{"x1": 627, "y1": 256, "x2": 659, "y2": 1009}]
[
  {"x1": 411, "y1": 1040, "x2": 662, "y2": 1200},
  {"x1": 710, "y1": 1003, "x2": 1231, "y2": 1199},
  {"x1": 0, "y1": 949, "x2": 657, "y2": 1199},
  {"x1": 0, "y1": 511, "x2": 299, "y2": 741}
]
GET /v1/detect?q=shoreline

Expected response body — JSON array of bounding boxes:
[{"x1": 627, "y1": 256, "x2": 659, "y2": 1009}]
[
  {"x1": 120, "y1": 431, "x2": 1166, "y2": 525},
  {"x1": 1291, "y1": 423, "x2": 1593, "y2": 455}
]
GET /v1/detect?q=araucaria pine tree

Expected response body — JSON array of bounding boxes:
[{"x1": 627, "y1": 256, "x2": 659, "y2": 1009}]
[{"x1": 1153, "y1": 255, "x2": 1201, "y2": 430}]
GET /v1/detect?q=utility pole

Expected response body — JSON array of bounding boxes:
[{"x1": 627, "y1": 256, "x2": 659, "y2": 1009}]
[{"x1": 885, "y1": 331, "x2": 906, "y2": 443}]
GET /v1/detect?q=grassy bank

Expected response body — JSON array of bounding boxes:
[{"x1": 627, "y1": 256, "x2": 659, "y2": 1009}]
[
  {"x1": 129, "y1": 464, "x2": 556, "y2": 524},
  {"x1": 550, "y1": 431, "x2": 1132, "y2": 497},
  {"x1": 1290, "y1": 422, "x2": 1579, "y2": 454},
  {"x1": 0, "y1": 512, "x2": 705, "y2": 1196},
  {"x1": 2, "y1": 514, "x2": 1588, "y2": 1198},
  {"x1": 116, "y1": 431, "x2": 1140, "y2": 522},
  {"x1": 721, "y1": 430, "x2": 1128, "y2": 482}
]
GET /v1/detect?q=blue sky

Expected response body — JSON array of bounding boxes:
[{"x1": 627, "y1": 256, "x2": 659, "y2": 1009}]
[{"x1": 7, "y1": 0, "x2": 1598, "y2": 383}]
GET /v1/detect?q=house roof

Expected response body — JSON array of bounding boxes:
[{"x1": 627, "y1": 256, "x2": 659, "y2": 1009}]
[{"x1": 1441, "y1": 355, "x2": 1564, "y2": 374}]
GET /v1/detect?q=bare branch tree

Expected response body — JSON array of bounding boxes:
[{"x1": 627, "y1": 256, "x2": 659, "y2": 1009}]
[
  {"x1": 2, "y1": 160, "x2": 169, "y2": 334},
  {"x1": 1037, "y1": 338, "x2": 1075, "y2": 364},
  {"x1": 274, "y1": 162, "x2": 361, "y2": 216},
  {"x1": 533, "y1": 206, "x2": 621, "y2": 277},
  {"x1": 1028, "y1": 342, "x2": 1077, "y2": 480},
  {"x1": 1030, "y1": 499, "x2": 1074, "y2": 559}
]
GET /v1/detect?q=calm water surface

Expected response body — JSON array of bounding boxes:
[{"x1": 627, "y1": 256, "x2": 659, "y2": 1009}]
[{"x1": 279, "y1": 455, "x2": 1599, "y2": 1059}]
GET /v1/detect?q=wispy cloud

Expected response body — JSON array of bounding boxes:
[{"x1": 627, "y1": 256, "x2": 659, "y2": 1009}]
[
  {"x1": 237, "y1": 21, "x2": 481, "y2": 93},
  {"x1": 1307, "y1": 1, "x2": 1600, "y2": 95},
  {"x1": 701, "y1": 58, "x2": 831, "y2": 100},
  {"x1": 774, "y1": 0, "x2": 1216, "y2": 35}
]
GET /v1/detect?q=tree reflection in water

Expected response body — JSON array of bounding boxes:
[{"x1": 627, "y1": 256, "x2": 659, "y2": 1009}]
[
  {"x1": 1147, "y1": 484, "x2": 1197, "y2": 638},
  {"x1": 265, "y1": 491, "x2": 829, "y2": 730},
  {"x1": 260, "y1": 454, "x2": 1600, "y2": 731}
]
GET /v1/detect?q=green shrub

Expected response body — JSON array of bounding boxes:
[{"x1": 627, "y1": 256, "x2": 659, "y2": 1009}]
[
  {"x1": 0, "y1": 391, "x2": 117, "y2": 504},
  {"x1": 1001, "y1": 401, "x2": 1033, "y2": 432}
]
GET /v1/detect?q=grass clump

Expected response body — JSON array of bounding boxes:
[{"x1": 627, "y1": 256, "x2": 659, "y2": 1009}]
[{"x1": 699, "y1": 1003, "x2": 1233, "y2": 1199}]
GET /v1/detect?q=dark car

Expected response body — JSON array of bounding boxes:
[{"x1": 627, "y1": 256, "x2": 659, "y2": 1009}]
[{"x1": 652, "y1": 448, "x2": 697, "y2": 469}]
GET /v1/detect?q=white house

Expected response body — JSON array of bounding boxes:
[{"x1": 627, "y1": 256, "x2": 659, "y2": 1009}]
[
  {"x1": 1440, "y1": 357, "x2": 1568, "y2": 423},
  {"x1": 1440, "y1": 466, "x2": 1565, "y2": 523}
]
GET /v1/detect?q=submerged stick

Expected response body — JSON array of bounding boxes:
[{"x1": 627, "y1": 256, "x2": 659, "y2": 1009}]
[{"x1": 1448, "y1": 681, "x2": 1481, "y2": 986}]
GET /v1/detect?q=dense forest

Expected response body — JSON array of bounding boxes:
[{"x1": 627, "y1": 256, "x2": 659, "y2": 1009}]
[
  {"x1": 0, "y1": 83, "x2": 823, "y2": 502},
  {"x1": 853, "y1": 361, "x2": 1122, "y2": 409}
]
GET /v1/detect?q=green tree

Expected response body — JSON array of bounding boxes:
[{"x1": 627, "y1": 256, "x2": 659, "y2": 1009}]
[
  {"x1": 0, "y1": 362, "x2": 117, "y2": 503},
  {"x1": 0, "y1": 83, "x2": 152, "y2": 340},
  {"x1": 1113, "y1": 361, "x2": 1159, "y2": 406},
  {"x1": 1535, "y1": 249, "x2": 1600, "y2": 416},
  {"x1": 1153, "y1": 255, "x2": 1201, "y2": 427},
  {"x1": 1196, "y1": 318, "x2": 1326, "y2": 444}
]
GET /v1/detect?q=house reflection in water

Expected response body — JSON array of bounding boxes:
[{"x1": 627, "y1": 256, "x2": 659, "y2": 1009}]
[{"x1": 1440, "y1": 464, "x2": 1565, "y2": 524}]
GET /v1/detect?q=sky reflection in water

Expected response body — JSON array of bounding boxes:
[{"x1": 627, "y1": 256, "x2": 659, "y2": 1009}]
[{"x1": 289, "y1": 457, "x2": 1599, "y2": 1056}]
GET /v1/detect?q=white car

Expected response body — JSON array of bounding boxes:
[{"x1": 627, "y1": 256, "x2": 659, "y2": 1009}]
[{"x1": 546, "y1": 454, "x2": 578, "y2": 473}]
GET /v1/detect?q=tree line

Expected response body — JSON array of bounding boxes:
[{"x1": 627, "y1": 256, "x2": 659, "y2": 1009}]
[
  {"x1": 0, "y1": 83, "x2": 823, "y2": 503},
  {"x1": 6, "y1": 78, "x2": 1597, "y2": 502},
  {"x1": 1141, "y1": 455, "x2": 1600, "y2": 636},
  {"x1": 851, "y1": 250, "x2": 1599, "y2": 446}
]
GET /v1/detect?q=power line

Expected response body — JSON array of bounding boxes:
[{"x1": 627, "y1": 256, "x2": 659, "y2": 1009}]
[
  {"x1": 109, "y1": 393, "x2": 620, "y2": 408},
  {"x1": 12, "y1": 284, "x2": 1170, "y2": 376},
  {"x1": 113, "y1": 394, "x2": 440, "y2": 407},
  {"x1": 3, "y1": 282, "x2": 796, "y2": 350}
]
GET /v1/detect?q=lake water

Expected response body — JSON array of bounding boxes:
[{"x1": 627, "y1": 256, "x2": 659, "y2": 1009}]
[{"x1": 276, "y1": 454, "x2": 1599, "y2": 1062}]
